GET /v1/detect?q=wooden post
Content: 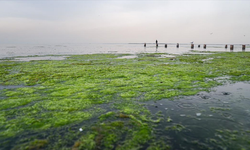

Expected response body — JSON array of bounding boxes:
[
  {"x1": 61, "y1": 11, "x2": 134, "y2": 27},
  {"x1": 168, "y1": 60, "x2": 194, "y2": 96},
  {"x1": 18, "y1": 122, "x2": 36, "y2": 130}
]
[
  {"x1": 225, "y1": 45, "x2": 227, "y2": 49},
  {"x1": 176, "y1": 43, "x2": 179, "y2": 48},
  {"x1": 144, "y1": 43, "x2": 146, "y2": 47},
  {"x1": 242, "y1": 45, "x2": 246, "y2": 50},
  {"x1": 198, "y1": 45, "x2": 200, "y2": 48},
  {"x1": 203, "y1": 44, "x2": 206, "y2": 49},
  {"x1": 165, "y1": 44, "x2": 167, "y2": 48},
  {"x1": 191, "y1": 44, "x2": 194, "y2": 49},
  {"x1": 230, "y1": 45, "x2": 234, "y2": 50}
]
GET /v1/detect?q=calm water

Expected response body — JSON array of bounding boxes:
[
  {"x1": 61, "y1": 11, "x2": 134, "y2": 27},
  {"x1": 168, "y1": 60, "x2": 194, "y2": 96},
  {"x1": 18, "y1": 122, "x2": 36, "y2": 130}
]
[
  {"x1": 148, "y1": 81, "x2": 250, "y2": 149},
  {"x1": 0, "y1": 43, "x2": 249, "y2": 59}
]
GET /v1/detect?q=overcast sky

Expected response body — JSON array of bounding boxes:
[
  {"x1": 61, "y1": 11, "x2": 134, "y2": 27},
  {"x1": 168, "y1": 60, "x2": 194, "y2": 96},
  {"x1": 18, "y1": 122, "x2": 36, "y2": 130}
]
[{"x1": 0, "y1": 0, "x2": 249, "y2": 44}]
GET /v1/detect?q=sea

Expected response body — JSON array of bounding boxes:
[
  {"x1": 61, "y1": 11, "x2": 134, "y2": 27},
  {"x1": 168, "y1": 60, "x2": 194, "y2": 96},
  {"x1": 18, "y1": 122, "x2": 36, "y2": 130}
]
[{"x1": 0, "y1": 43, "x2": 249, "y2": 59}]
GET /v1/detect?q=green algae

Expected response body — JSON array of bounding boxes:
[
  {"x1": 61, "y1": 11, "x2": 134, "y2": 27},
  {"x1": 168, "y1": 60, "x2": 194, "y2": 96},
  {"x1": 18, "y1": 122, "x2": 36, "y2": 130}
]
[
  {"x1": 213, "y1": 129, "x2": 250, "y2": 149},
  {"x1": 12, "y1": 139, "x2": 48, "y2": 150},
  {"x1": 210, "y1": 107, "x2": 231, "y2": 112},
  {"x1": 165, "y1": 124, "x2": 185, "y2": 132},
  {"x1": 99, "y1": 111, "x2": 116, "y2": 121},
  {"x1": 1, "y1": 52, "x2": 250, "y2": 149},
  {"x1": 146, "y1": 140, "x2": 171, "y2": 150},
  {"x1": 73, "y1": 118, "x2": 152, "y2": 150},
  {"x1": 167, "y1": 116, "x2": 173, "y2": 122},
  {"x1": 0, "y1": 110, "x2": 92, "y2": 137}
]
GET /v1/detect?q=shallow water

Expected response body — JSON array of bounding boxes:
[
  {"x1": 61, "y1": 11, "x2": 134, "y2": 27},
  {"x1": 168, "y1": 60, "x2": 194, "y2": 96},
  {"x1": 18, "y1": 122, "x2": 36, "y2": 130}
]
[
  {"x1": 0, "y1": 85, "x2": 25, "y2": 90},
  {"x1": 0, "y1": 43, "x2": 249, "y2": 59},
  {"x1": 117, "y1": 55, "x2": 138, "y2": 59},
  {"x1": 13, "y1": 56, "x2": 68, "y2": 61},
  {"x1": 147, "y1": 82, "x2": 250, "y2": 149}
]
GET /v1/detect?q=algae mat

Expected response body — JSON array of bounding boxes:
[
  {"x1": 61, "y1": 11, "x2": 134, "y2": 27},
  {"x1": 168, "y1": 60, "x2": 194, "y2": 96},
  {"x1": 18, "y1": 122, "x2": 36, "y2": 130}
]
[{"x1": 1, "y1": 52, "x2": 250, "y2": 150}]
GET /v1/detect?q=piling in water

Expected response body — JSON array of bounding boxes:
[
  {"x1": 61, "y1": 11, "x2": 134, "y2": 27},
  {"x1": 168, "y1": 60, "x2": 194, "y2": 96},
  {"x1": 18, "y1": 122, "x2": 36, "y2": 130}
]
[
  {"x1": 230, "y1": 45, "x2": 234, "y2": 50},
  {"x1": 203, "y1": 44, "x2": 206, "y2": 49},
  {"x1": 177, "y1": 43, "x2": 179, "y2": 48},
  {"x1": 225, "y1": 45, "x2": 227, "y2": 49},
  {"x1": 242, "y1": 45, "x2": 246, "y2": 50},
  {"x1": 198, "y1": 45, "x2": 200, "y2": 48},
  {"x1": 165, "y1": 44, "x2": 167, "y2": 48},
  {"x1": 191, "y1": 44, "x2": 194, "y2": 49},
  {"x1": 144, "y1": 43, "x2": 146, "y2": 47}
]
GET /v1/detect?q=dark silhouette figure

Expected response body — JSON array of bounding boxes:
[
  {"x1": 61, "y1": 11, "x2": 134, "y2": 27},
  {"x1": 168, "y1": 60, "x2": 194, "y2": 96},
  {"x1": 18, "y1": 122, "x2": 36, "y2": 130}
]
[
  {"x1": 156, "y1": 40, "x2": 158, "y2": 47},
  {"x1": 242, "y1": 45, "x2": 245, "y2": 50},
  {"x1": 203, "y1": 44, "x2": 207, "y2": 49},
  {"x1": 191, "y1": 44, "x2": 194, "y2": 49},
  {"x1": 230, "y1": 45, "x2": 234, "y2": 50}
]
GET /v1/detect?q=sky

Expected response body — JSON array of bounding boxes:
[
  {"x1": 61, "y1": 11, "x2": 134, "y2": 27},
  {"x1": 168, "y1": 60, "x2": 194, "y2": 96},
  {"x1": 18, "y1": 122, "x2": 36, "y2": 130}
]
[{"x1": 0, "y1": 0, "x2": 249, "y2": 44}]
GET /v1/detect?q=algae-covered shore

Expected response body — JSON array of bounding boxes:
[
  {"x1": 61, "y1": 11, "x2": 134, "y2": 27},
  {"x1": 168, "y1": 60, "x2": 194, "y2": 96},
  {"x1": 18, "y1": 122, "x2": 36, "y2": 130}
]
[{"x1": 1, "y1": 52, "x2": 250, "y2": 150}]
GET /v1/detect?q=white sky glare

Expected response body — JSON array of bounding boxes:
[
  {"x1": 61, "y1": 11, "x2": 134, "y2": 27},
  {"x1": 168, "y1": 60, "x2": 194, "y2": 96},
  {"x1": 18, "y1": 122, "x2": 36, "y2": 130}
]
[{"x1": 0, "y1": 0, "x2": 249, "y2": 44}]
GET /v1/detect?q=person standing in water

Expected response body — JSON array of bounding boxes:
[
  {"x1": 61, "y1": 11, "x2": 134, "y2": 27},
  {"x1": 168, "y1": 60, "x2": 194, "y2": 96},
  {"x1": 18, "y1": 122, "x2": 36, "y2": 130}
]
[{"x1": 156, "y1": 40, "x2": 158, "y2": 47}]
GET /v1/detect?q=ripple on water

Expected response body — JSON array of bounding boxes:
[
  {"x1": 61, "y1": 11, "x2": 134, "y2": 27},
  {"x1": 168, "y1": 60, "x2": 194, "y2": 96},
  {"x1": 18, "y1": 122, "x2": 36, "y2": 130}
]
[
  {"x1": 177, "y1": 102, "x2": 196, "y2": 109},
  {"x1": 221, "y1": 112, "x2": 232, "y2": 118},
  {"x1": 182, "y1": 125, "x2": 213, "y2": 140},
  {"x1": 188, "y1": 115, "x2": 242, "y2": 130}
]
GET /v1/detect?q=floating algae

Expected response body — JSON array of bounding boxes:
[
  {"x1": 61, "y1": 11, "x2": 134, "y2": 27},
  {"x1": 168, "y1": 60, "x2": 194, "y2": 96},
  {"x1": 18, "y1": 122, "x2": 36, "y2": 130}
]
[{"x1": 1, "y1": 52, "x2": 250, "y2": 149}]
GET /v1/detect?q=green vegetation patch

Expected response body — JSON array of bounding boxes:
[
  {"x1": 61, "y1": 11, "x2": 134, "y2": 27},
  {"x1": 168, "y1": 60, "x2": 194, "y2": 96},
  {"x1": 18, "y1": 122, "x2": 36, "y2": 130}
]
[
  {"x1": 1, "y1": 52, "x2": 250, "y2": 149},
  {"x1": 212, "y1": 129, "x2": 250, "y2": 149}
]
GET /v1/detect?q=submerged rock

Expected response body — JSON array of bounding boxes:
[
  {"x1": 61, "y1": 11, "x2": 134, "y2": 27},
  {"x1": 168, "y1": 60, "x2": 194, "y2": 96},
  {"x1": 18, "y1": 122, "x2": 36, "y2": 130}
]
[
  {"x1": 201, "y1": 95, "x2": 210, "y2": 99},
  {"x1": 222, "y1": 92, "x2": 231, "y2": 95}
]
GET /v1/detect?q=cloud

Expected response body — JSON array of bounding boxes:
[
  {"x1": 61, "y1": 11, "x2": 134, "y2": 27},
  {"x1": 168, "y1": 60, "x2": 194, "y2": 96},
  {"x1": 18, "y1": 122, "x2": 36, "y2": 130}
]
[
  {"x1": 0, "y1": 1, "x2": 98, "y2": 21},
  {"x1": 0, "y1": 0, "x2": 249, "y2": 44}
]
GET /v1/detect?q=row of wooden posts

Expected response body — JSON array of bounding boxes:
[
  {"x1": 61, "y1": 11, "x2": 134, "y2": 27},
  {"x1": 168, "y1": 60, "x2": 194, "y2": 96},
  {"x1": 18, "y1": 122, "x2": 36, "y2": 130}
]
[{"x1": 143, "y1": 43, "x2": 246, "y2": 50}]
